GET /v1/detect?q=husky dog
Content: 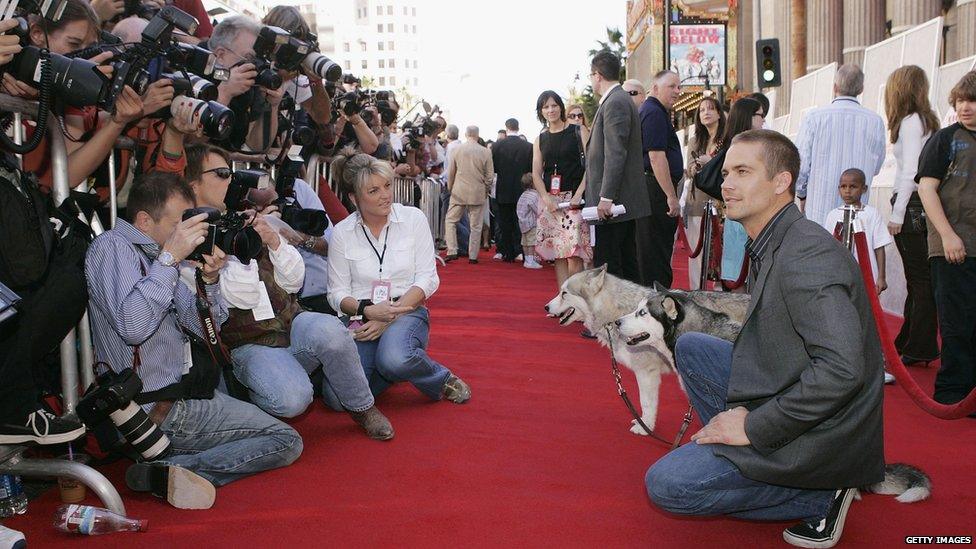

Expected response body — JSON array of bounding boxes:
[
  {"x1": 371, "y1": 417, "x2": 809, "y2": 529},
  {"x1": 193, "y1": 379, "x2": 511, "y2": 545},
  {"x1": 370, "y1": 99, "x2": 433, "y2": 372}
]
[
  {"x1": 545, "y1": 266, "x2": 673, "y2": 435},
  {"x1": 615, "y1": 285, "x2": 751, "y2": 350}
]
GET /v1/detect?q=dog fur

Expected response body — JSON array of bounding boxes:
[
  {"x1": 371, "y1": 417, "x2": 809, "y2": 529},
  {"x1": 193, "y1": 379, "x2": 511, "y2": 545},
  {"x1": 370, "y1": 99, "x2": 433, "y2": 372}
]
[{"x1": 545, "y1": 266, "x2": 673, "y2": 434}]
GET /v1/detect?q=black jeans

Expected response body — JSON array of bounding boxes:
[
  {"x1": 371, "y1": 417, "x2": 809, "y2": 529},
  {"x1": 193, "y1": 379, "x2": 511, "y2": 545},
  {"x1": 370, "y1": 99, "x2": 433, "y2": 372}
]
[
  {"x1": 593, "y1": 219, "x2": 640, "y2": 283},
  {"x1": 893, "y1": 231, "x2": 939, "y2": 360},
  {"x1": 0, "y1": 263, "x2": 87, "y2": 422},
  {"x1": 930, "y1": 257, "x2": 976, "y2": 404},
  {"x1": 495, "y1": 202, "x2": 522, "y2": 260}
]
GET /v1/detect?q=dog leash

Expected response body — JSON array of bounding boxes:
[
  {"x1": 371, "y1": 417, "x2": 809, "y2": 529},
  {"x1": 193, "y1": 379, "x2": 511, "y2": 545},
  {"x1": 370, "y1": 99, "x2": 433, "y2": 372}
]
[{"x1": 605, "y1": 326, "x2": 694, "y2": 451}]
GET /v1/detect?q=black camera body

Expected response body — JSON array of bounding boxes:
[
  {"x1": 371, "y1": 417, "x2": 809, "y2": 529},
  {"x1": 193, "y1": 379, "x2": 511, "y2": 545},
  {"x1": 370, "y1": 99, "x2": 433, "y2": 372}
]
[
  {"x1": 1, "y1": 0, "x2": 66, "y2": 21},
  {"x1": 182, "y1": 206, "x2": 262, "y2": 264},
  {"x1": 77, "y1": 368, "x2": 171, "y2": 461},
  {"x1": 403, "y1": 116, "x2": 437, "y2": 151},
  {"x1": 274, "y1": 154, "x2": 328, "y2": 237}
]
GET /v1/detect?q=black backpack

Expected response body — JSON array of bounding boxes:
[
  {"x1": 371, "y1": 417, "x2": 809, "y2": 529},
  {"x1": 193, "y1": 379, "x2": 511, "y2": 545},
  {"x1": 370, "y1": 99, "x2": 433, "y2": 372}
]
[{"x1": 0, "y1": 158, "x2": 55, "y2": 290}]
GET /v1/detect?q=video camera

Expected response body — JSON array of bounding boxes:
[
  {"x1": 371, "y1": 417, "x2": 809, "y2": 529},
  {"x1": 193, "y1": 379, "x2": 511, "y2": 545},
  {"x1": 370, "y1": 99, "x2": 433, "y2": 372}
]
[
  {"x1": 77, "y1": 368, "x2": 171, "y2": 461},
  {"x1": 252, "y1": 25, "x2": 342, "y2": 84}
]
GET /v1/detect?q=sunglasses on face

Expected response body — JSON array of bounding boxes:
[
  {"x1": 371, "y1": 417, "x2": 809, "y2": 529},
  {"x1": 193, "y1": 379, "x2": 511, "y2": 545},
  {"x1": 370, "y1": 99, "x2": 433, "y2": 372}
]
[
  {"x1": 568, "y1": 113, "x2": 584, "y2": 119},
  {"x1": 627, "y1": 90, "x2": 640, "y2": 96},
  {"x1": 202, "y1": 167, "x2": 233, "y2": 180}
]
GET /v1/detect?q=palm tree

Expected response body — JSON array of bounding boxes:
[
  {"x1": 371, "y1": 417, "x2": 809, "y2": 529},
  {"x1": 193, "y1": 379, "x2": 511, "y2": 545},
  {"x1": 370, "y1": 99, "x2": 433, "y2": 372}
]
[{"x1": 571, "y1": 26, "x2": 628, "y2": 121}]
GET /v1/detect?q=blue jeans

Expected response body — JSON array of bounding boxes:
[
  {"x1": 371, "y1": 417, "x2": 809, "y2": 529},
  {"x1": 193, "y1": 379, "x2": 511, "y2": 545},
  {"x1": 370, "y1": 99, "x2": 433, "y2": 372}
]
[
  {"x1": 231, "y1": 312, "x2": 375, "y2": 418},
  {"x1": 324, "y1": 307, "x2": 451, "y2": 405},
  {"x1": 645, "y1": 333, "x2": 833, "y2": 521},
  {"x1": 157, "y1": 391, "x2": 303, "y2": 487}
]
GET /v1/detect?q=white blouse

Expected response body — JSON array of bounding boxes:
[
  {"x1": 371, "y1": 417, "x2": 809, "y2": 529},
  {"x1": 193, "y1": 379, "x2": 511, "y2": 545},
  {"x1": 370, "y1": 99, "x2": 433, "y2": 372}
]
[
  {"x1": 890, "y1": 113, "x2": 931, "y2": 225},
  {"x1": 327, "y1": 203, "x2": 439, "y2": 312}
]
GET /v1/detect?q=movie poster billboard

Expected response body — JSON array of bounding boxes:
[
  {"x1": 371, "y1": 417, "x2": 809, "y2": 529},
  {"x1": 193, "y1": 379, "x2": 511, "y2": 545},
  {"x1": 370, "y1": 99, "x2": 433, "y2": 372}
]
[{"x1": 669, "y1": 23, "x2": 726, "y2": 86}]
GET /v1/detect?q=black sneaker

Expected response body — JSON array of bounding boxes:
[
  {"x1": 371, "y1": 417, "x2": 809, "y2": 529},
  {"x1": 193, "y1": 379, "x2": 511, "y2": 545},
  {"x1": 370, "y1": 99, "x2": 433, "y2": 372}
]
[
  {"x1": 783, "y1": 488, "x2": 855, "y2": 548},
  {"x1": 0, "y1": 409, "x2": 86, "y2": 445}
]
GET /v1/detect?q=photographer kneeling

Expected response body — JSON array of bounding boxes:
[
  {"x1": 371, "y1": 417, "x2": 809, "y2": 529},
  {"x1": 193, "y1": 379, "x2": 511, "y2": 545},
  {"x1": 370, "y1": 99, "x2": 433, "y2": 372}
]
[
  {"x1": 183, "y1": 143, "x2": 394, "y2": 440},
  {"x1": 327, "y1": 149, "x2": 471, "y2": 405},
  {"x1": 85, "y1": 172, "x2": 303, "y2": 509}
]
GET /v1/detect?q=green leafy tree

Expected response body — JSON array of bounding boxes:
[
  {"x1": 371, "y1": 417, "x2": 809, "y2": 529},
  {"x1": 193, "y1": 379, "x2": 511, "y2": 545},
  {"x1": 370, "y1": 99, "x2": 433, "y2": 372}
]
[{"x1": 571, "y1": 26, "x2": 628, "y2": 122}]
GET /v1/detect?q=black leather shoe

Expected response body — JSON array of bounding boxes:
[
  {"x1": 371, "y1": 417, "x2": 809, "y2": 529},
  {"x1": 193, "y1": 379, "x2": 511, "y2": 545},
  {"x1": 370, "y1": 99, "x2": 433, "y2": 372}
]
[
  {"x1": 900, "y1": 353, "x2": 938, "y2": 366},
  {"x1": 444, "y1": 254, "x2": 458, "y2": 262},
  {"x1": 783, "y1": 488, "x2": 855, "y2": 548},
  {"x1": 468, "y1": 259, "x2": 479, "y2": 264}
]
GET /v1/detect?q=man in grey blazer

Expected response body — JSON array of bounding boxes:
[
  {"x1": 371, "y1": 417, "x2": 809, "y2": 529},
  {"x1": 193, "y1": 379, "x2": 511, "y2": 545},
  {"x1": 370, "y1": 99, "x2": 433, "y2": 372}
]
[
  {"x1": 644, "y1": 130, "x2": 884, "y2": 549},
  {"x1": 584, "y1": 52, "x2": 651, "y2": 283}
]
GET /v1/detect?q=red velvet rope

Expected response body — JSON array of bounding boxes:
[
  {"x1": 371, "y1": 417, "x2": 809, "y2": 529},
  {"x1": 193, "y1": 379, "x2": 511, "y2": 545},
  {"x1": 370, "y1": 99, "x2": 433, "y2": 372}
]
[
  {"x1": 676, "y1": 214, "x2": 709, "y2": 259},
  {"x1": 851, "y1": 231, "x2": 976, "y2": 419},
  {"x1": 721, "y1": 254, "x2": 750, "y2": 291}
]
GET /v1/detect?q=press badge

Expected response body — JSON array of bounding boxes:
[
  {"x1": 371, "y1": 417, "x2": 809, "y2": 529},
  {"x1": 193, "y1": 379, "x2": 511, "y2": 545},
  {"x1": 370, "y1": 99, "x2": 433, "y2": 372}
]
[
  {"x1": 550, "y1": 174, "x2": 561, "y2": 195},
  {"x1": 371, "y1": 280, "x2": 392, "y2": 304},
  {"x1": 252, "y1": 283, "x2": 276, "y2": 322}
]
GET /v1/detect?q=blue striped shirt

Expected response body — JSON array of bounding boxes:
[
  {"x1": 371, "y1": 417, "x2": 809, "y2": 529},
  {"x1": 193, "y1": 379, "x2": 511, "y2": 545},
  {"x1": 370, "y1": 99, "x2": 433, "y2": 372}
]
[
  {"x1": 85, "y1": 220, "x2": 228, "y2": 395},
  {"x1": 795, "y1": 97, "x2": 886, "y2": 226}
]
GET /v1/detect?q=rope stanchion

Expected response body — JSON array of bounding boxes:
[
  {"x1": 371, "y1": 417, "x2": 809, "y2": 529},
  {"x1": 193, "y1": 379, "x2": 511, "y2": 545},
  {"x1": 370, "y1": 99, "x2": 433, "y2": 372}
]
[
  {"x1": 720, "y1": 255, "x2": 750, "y2": 291},
  {"x1": 851, "y1": 231, "x2": 976, "y2": 419}
]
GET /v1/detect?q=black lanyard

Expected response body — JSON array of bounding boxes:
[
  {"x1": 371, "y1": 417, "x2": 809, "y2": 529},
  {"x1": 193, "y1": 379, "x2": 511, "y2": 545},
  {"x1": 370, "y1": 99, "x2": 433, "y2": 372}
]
[{"x1": 361, "y1": 224, "x2": 391, "y2": 276}]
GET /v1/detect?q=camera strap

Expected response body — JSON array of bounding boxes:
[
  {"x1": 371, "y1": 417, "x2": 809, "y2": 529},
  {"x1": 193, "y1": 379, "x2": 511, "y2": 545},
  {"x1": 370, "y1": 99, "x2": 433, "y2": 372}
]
[{"x1": 193, "y1": 269, "x2": 233, "y2": 368}]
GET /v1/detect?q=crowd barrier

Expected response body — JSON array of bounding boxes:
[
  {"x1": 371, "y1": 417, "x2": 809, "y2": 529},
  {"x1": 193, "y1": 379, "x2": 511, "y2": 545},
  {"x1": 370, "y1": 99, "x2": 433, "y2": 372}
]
[{"x1": 0, "y1": 94, "x2": 126, "y2": 515}]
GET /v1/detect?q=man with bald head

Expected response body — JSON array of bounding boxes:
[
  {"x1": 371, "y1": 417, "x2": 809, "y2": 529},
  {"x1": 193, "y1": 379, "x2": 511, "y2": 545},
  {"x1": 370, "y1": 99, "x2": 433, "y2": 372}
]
[
  {"x1": 645, "y1": 129, "x2": 884, "y2": 548},
  {"x1": 795, "y1": 64, "x2": 886, "y2": 225},
  {"x1": 446, "y1": 126, "x2": 494, "y2": 263}
]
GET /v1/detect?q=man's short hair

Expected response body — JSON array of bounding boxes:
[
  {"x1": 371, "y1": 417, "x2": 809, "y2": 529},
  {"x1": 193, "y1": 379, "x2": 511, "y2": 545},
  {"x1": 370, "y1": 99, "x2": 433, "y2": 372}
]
[
  {"x1": 730, "y1": 129, "x2": 800, "y2": 194},
  {"x1": 184, "y1": 143, "x2": 232, "y2": 184},
  {"x1": 652, "y1": 70, "x2": 676, "y2": 82},
  {"x1": 465, "y1": 125, "x2": 479, "y2": 138},
  {"x1": 446, "y1": 125, "x2": 459, "y2": 140},
  {"x1": 209, "y1": 15, "x2": 261, "y2": 52},
  {"x1": 840, "y1": 168, "x2": 866, "y2": 186},
  {"x1": 591, "y1": 51, "x2": 621, "y2": 82},
  {"x1": 834, "y1": 64, "x2": 865, "y2": 97},
  {"x1": 127, "y1": 172, "x2": 195, "y2": 222},
  {"x1": 504, "y1": 118, "x2": 519, "y2": 131},
  {"x1": 949, "y1": 70, "x2": 976, "y2": 108}
]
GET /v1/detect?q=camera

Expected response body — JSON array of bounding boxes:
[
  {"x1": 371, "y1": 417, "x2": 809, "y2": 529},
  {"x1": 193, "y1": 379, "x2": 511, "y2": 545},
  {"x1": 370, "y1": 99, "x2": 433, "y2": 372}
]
[
  {"x1": 252, "y1": 25, "x2": 342, "y2": 83},
  {"x1": 121, "y1": 0, "x2": 158, "y2": 20},
  {"x1": 336, "y1": 90, "x2": 361, "y2": 117},
  {"x1": 169, "y1": 95, "x2": 235, "y2": 140},
  {"x1": 181, "y1": 206, "x2": 263, "y2": 264},
  {"x1": 402, "y1": 115, "x2": 437, "y2": 151},
  {"x1": 274, "y1": 151, "x2": 329, "y2": 236},
  {"x1": 0, "y1": 281, "x2": 20, "y2": 325},
  {"x1": 7, "y1": 44, "x2": 110, "y2": 107},
  {"x1": 0, "y1": 0, "x2": 66, "y2": 21},
  {"x1": 77, "y1": 369, "x2": 171, "y2": 461}
]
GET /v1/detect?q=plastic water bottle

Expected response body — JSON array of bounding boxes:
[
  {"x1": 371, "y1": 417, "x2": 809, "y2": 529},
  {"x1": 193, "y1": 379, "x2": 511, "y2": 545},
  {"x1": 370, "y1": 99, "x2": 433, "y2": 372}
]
[
  {"x1": 53, "y1": 504, "x2": 148, "y2": 535},
  {"x1": 0, "y1": 474, "x2": 28, "y2": 518}
]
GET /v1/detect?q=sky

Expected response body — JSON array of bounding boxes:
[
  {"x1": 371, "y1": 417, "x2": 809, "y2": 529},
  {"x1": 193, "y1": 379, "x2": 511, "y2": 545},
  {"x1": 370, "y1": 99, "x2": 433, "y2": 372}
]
[{"x1": 413, "y1": 0, "x2": 626, "y2": 140}]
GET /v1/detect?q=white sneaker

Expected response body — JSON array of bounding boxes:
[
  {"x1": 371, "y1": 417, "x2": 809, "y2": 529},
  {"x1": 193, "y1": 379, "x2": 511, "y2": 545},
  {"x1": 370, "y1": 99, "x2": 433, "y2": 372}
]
[
  {"x1": 523, "y1": 257, "x2": 542, "y2": 269},
  {"x1": 883, "y1": 372, "x2": 895, "y2": 384},
  {"x1": 492, "y1": 253, "x2": 503, "y2": 260},
  {"x1": 0, "y1": 525, "x2": 26, "y2": 549}
]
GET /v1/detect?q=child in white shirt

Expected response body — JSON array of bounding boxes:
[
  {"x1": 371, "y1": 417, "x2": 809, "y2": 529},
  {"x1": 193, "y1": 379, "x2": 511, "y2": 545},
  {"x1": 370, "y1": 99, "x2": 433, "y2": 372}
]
[
  {"x1": 516, "y1": 173, "x2": 542, "y2": 269},
  {"x1": 822, "y1": 168, "x2": 894, "y2": 294}
]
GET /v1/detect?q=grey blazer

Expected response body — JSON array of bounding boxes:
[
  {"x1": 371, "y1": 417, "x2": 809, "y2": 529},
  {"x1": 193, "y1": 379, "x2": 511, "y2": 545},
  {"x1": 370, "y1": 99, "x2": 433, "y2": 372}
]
[
  {"x1": 583, "y1": 86, "x2": 651, "y2": 223},
  {"x1": 713, "y1": 205, "x2": 885, "y2": 490}
]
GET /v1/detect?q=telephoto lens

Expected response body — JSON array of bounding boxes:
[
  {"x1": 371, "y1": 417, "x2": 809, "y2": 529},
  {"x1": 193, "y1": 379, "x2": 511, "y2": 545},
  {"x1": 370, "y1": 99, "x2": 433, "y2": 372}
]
[
  {"x1": 302, "y1": 51, "x2": 342, "y2": 82},
  {"x1": 109, "y1": 402, "x2": 171, "y2": 460},
  {"x1": 170, "y1": 96, "x2": 235, "y2": 140},
  {"x1": 188, "y1": 75, "x2": 219, "y2": 101},
  {"x1": 9, "y1": 47, "x2": 109, "y2": 107}
]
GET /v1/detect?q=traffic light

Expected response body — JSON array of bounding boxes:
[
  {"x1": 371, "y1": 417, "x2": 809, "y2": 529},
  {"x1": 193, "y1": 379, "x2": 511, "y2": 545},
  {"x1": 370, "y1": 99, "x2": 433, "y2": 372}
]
[{"x1": 756, "y1": 38, "x2": 782, "y2": 88}]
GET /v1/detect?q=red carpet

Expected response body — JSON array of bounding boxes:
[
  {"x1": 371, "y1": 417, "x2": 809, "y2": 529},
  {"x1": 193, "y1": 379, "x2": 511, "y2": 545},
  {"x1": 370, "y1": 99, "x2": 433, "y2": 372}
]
[{"x1": 5, "y1": 248, "x2": 976, "y2": 547}]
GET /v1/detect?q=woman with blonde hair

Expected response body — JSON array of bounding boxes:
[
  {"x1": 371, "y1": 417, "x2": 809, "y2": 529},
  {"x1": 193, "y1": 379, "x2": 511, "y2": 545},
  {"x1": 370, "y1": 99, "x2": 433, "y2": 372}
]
[
  {"x1": 884, "y1": 65, "x2": 941, "y2": 365},
  {"x1": 327, "y1": 149, "x2": 471, "y2": 406},
  {"x1": 566, "y1": 103, "x2": 590, "y2": 146}
]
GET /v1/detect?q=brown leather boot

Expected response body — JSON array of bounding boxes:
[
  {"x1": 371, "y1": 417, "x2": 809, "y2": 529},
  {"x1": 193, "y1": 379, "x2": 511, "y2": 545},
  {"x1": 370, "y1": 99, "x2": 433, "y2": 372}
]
[{"x1": 348, "y1": 406, "x2": 394, "y2": 441}]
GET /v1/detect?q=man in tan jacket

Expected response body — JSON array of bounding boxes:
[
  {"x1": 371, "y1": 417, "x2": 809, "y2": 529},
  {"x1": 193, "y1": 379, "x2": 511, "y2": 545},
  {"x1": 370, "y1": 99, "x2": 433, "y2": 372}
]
[{"x1": 446, "y1": 126, "x2": 494, "y2": 263}]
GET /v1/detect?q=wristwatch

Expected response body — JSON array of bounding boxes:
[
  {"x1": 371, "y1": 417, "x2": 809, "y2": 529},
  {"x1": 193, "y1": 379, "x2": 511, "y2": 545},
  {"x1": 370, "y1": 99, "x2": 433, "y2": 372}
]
[
  {"x1": 356, "y1": 299, "x2": 371, "y2": 319},
  {"x1": 158, "y1": 251, "x2": 179, "y2": 268},
  {"x1": 301, "y1": 235, "x2": 317, "y2": 251}
]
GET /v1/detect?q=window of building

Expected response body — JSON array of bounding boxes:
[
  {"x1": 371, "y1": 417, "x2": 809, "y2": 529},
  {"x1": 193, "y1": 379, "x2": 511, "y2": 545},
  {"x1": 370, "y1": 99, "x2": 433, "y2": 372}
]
[
  {"x1": 403, "y1": 24, "x2": 408, "y2": 32},
  {"x1": 390, "y1": 76, "x2": 396, "y2": 85},
  {"x1": 360, "y1": 42, "x2": 367, "y2": 51},
  {"x1": 412, "y1": 25, "x2": 416, "y2": 33},
  {"x1": 413, "y1": 77, "x2": 418, "y2": 85},
  {"x1": 378, "y1": 42, "x2": 384, "y2": 51},
  {"x1": 379, "y1": 77, "x2": 386, "y2": 85},
  {"x1": 412, "y1": 7, "x2": 416, "y2": 16},
  {"x1": 344, "y1": 60, "x2": 350, "y2": 70},
  {"x1": 386, "y1": 5, "x2": 392, "y2": 14},
  {"x1": 361, "y1": 60, "x2": 367, "y2": 69},
  {"x1": 388, "y1": 41, "x2": 394, "y2": 50},
  {"x1": 377, "y1": 24, "x2": 382, "y2": 33},
  {"x1": 343, "y1": 42, "x2": 350, "y2": 52},
  {"x1": 389, "y1": 59, "x2": 395, "y2": 68},
  {"x1": 403, "y1": 6, "x2": 407, "y2": 15},
  {"x1": 376, "y1": 5, "x2": 381, "y2": 15},
  {"x1": 413, "y1": 60, "x2": 418, "y2": 69},
  {"x1": 378, "y1": 59, "x2": 385, "y2": 68},
  {"x1": 387, "y1": 23, "x2": 393, "y2": 32}
]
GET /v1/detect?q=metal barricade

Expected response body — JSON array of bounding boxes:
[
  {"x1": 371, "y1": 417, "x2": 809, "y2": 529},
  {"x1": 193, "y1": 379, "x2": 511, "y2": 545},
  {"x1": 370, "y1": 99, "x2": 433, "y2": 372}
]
[
  {"x1": 0, "y1": 93, "x2": 126, "y2": 515},
  {"x1": 418, "y1": 177, "x2": 443, "y2": 242},
  {"x1": 391, "y1": 176, "x2": 416, "y2": 206}
]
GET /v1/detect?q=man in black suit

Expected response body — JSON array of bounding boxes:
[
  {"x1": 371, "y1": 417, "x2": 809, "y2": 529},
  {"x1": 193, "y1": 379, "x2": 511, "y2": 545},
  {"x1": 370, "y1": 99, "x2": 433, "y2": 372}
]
[
  {"x1": 644, "y1": 130, "x2": 884, "y2": 548},
  {"x1": 583, "y1": 52, "x2": 651, "y2": 282},
  {"x1": 491, "y1": 118, "x2": 533, "y2": 261}
]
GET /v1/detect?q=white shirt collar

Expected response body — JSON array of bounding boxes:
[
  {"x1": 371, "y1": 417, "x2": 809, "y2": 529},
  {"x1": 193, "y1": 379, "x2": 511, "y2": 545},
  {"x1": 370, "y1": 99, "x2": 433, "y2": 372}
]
[{"x1": 599, "y1": 83, "x2": 621, "y2": 105}]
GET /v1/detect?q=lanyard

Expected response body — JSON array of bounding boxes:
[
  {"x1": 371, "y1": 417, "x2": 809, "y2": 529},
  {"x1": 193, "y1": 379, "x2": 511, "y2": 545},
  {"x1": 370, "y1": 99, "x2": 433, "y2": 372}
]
[{"x1": 361, "y1": 224, "x2": 391, "y2": 276}]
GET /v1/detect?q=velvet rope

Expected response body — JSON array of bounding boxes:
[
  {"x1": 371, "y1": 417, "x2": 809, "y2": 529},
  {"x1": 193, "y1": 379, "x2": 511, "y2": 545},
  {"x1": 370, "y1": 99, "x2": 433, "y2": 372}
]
[
  {"x1": 852, "y1": 231, "x2": 976, "y2": 419},
  {"x1": 720, "y1": 254, "x2": 750, "y2": 291},
  {"x1": 676, "y1": 214, "x2": 709, "y2": 259}
]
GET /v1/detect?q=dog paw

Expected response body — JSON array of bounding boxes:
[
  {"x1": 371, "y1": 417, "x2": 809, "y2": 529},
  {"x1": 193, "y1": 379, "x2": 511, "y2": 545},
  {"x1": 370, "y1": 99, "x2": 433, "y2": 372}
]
[{"x1": 630, "y1": 419, "x2": 656, "y2": 435}]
